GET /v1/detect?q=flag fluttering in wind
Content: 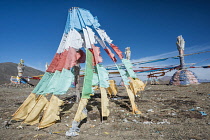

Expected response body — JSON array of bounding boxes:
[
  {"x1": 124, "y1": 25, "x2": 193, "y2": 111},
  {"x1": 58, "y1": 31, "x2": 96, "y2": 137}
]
[{"x1": 11, "y1": 7, "x2": 145, "y2": 135}]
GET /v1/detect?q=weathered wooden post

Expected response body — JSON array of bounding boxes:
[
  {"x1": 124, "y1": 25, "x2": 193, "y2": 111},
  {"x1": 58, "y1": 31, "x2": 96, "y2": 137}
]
[{"x1": 74, "y1": 62, "x2": 80, "y2": 103}]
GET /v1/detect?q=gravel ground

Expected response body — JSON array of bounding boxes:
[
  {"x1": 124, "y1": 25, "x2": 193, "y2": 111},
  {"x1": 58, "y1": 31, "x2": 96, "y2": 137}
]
[{"x1": 0, "y1": 83, "x2": 210, "y2": 140}]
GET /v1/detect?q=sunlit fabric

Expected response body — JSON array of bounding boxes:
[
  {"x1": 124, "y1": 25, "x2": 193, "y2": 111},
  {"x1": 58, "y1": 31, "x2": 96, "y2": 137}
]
[
  {"x1": 55, "y1": 50, "x2": 68, "y2": 71},
  {"x1": 32, "y1": 72, "x2": 54, "y2": 94},
  {"x1": 104, "y1": 48, "x2": 117, "y2": 62},
  {"x1": 38, "y1": 95, "x2": 63, "y2": 128},
  {"x1": 116, "y1": 65, "x2": 130, "y2": 85},
  {"x1": 92, "y1": 73, "x2": 99, "y2": 86},
  {"x1": 86, "y1": 26, "x2": 96, "y2": 44},
  {"x1": 96, "y1": 28, "x2": 113, "y2": 43},
  {"x1": 81, "y1": 49, "x2": 93, "y2": 98},
  {"x1": 124, "y1": 85, "x2": 141, "y2": 114},
  {"x1": 74, "y1": 98, "x2": 88, "y2": 122},
  {"x1": 91, "y1": 45, "x2": 103, "y2": 65},
  {"x1": 65, "y1": 29, "x2": 83, "y2": 50},
  {"x1": 11, "y1": 93, "x2": 37, "y2": 121},
  {"x1": 57, "y1": 33, "x2": 67, "y2": 53},
  {"x1": 95, "y1": 35, "x2": 106, "y2": 49},
  {"x1": 54, "y1": 68, "x2": 74, "y2": 95},
  {"x1": 77, "y1": 8, "x2": 100, "y2": 29},
  {"x1": 43, "y1": 70, "x2": 61, "y2": 94},
  {"x1": 100, "y1": 87, "x2": 110, "y2": 117},
  {"x1": 122, "y1": 58, "x2": 137, "y2": 78},
  {"x1": 96, "y1": 64, "x2": 109, "y2": 88},
  {"x1": 23, "y1": 96, "x2": 48, "y2": 125},
  {"x1": 107, "y1": 80, "x2": 118, "y2": 97},
  {"x1": 64, "y1": 47, "x2": 77, "y2": 69},
  {"x1": 35, "y1": 74, "x2": 55, "y2": 95},
  {"x1": 83, "y1": 28, "x2": 92, "y2": 48},
  {"x1": 64, "y1": 12, "x2": 71, "y2": 34},
  {"x1": 110, "y1": 43, "x2": 123, "y2": 59},
  {"x1": 47, "y1": 53, "x2": 60, "y2": 73}
]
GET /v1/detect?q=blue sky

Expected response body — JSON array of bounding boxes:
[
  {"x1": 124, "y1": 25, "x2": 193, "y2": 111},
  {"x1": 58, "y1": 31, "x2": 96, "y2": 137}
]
[{"x1": 0, "y1": 0, "x2": 210, "y2": 79}]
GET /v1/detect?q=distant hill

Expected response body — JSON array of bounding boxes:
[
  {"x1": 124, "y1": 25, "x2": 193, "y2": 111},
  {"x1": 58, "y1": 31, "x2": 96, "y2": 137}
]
[
  {"x1": 198, "y1": 79, "x2": 210, "y2": 83},
  {"x1": 158, "y1": 76, "x2": 210, "y2": 84},
  {"x1": 158, "y1": 76, "x2": 172, "y2": 84},
  {"x1": 0, "y1": 62, "x2": 44, "y2": 85}
]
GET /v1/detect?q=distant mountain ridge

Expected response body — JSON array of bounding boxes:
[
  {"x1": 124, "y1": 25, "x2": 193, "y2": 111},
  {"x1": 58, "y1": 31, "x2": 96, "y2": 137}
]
[
  {"x1": 0, "y1": 62, "x2": 44, "y2": 85},
  {"x1": 159, "y1": 76, "x2": 210, "y2": 84},
  {"x1": 199, "y1": 79, "x2": 210, "y2": 83}
]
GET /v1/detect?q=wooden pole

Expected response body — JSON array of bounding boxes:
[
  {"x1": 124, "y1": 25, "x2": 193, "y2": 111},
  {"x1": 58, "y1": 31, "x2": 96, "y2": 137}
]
[{"x1": 74, "y1": 63, "x2": 81, "y2": 103}]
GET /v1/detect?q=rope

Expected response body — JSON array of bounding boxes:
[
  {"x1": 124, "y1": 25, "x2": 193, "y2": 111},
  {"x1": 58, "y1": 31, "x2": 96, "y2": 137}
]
[{"x1": 187, "y1": 58, "x2": 210, "y2": 68}]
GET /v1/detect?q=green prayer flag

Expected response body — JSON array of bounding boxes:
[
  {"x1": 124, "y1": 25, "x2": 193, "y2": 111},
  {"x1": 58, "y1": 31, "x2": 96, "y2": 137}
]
[
  {"x1": 54, "y1": 68, "x2": 75, "y2": 95},
  {"x1": 116, "y1": 64, "x2": 130, "y2": 85},
  {"x1": 42, "y1": 70, "x2": 61, "y2": 94},
  {"x1": 33, "y1": 72, "x2": 54, "y2": 94},
  {"x1": 81, "y1": 49, "x2": 93, "y2": 98},
  {"x1": 32, "y1": 72, "x2": 53, "y2": 93},
  {"x1": 96, "y1": 64, "x2": 109, "y2": 88},
  {"x1": 122, "y1": 59, "x2": 136, "y2": 78}
]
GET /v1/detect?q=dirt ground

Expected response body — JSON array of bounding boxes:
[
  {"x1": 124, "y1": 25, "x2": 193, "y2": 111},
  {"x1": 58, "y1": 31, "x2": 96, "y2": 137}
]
[{"x1": 0, "y1": 83, "x2": 210, "y2": 140}]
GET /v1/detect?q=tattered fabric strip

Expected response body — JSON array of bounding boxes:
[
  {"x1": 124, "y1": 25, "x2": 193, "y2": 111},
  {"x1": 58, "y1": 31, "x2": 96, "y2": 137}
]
[
  {"x1": 32, "y1": 72, "x2": 54, "y2": 94},
  {"x1": 104, "y1": 48, "x2": 117, "y2": 62},
  {"x1": 124, "y1": 85, "x2": 141, "y2": 114},
  {"x1": 110, "y1": 43, "x2": 123, "y2": 59},
  {"x1": 83, "y1": 28, "x2": 92, "y2": 49},
  {"x1": 64, "y1": 29, "x2": 83, "y2": 50},
  {"x1": 95, "y1": 35, "x2": 106, "y2": 49},
  {"x1": 96, "y1": 28, "x2": 113, "y2": 44},
  {"x1": 86, "y1": 26, "x2": 96, "y2": 44},
  {"x1": 54, "y1": 68, "x2": 74, "y2": 95},
  {"x1": 73, "y1": 98, "x2": 88, "y2": 122},
  {"x1": 77, "y1": 8, "x2": 100, "y2": 29},
  {"x1": 92, "y1": 72, "x2": 99, "y2": 86},
  {"x1": 11, "y1": 93, "x2": 37, "y2": 121},
  {"x1": 107, "y1": 80, "x2": 118, "y2": 96},
  {"x1": 47, "y1": 53, "x2": 60, "y2": 73},
  {"x1": 38, "y1": 95, "x2": 64, "y2": 128},
  {"x1": 81, "y1": 49, "x2": 93, "y2": 98},
  {"x1": 48, "y1": 48, "x2": 85, "y2": 73},
  {"x1": 64, "y1": 11, "x2": 71, "y2": 34},
  {"x1": 23, "y1": 95, "x2": 49, "y2": 125},
  {"x1": 122, "y1": 58, "x2": 137, "y2": 78},
  {"x1": 43, "y1": 70, "x2": 61, "y2": 94},
  {"x1": 57, "y1": 33, "x2": 67, "y2": 53},
  {"x1": 55, "y1": 50, "x2": 68, "y2": 71},
  {"x1": 116, "y1": 65, "x2": 130, "y2": 85},
  {"x1": 100, "y1": 87, "x2": 110, "y2": 117},
  {"x1": 90, "y1": 45, "x2": 103, "y2": 65},
  {"x1": 64, "y1": 47, "x2": 77, "y2": 70},
  {"x1": 94, "y1": 64, "x2": 110, "y2": 118},
  {"x1": 91, "y1": 72, "x2": 99, "y2": 93},
  {"x1": 96, "y1": 64, "x2": 109, "y2": 88},
  {"x1": 34, "y1": 73, "x2": 55, "y2": 94}
]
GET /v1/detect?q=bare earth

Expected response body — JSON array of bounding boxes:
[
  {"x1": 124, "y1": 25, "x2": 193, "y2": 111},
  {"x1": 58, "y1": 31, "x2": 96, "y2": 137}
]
[{"x1": 0, "y1": 83, "x2": 210, "y2": 140}]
